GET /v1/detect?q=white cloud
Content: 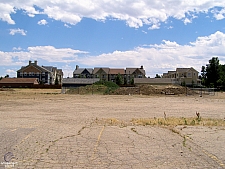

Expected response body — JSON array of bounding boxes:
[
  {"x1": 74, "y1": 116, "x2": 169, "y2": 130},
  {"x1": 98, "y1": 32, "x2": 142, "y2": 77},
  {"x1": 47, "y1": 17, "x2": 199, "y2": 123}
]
[
  {"x1": 1, "y1": 31, "x2": 225, "y2": 77},
  {"x1": 12, "y1": 47, "x2": 22, "y2": 51},
  {"x1": 0, "y1": 1, "x2": 225, "y2": 28},
  {"x1": 38, "y1": 19, "x2": 48, "y2": 25},
  {"x1": 0, "y1": 3, "x2": 15, "y2": 24},
  {"x1": 64, "y1": 24, "x2": 71, "y2": 28},
  {"x1": 211, "y1": 8, "x2": 225, "y2": 20},
  {"x1": 6, "y1": 69, "x2": 16, "y2": 77},
  {"x1": 9, "y1": 28, "x2": 27, "y2": 36}
]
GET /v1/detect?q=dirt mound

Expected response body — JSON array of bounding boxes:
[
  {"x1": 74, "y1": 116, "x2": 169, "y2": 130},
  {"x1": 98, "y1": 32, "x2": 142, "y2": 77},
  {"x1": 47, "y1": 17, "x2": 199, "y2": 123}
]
[{"x1": 113, "y1": 85, "x2": 196, "y2": 95}]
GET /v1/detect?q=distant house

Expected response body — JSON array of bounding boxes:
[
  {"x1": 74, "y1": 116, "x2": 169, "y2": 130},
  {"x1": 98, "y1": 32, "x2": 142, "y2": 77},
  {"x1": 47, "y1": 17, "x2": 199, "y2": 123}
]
[
  {"x1": 125, "y1": 66, "x2": 146, "y2": 84},
  {"x1": 0, "y1": 78, "x2": 39, "y2": 88},
  {"x1": 162, "y1": 67, "x2": 201, "y2": 86},
  {"x1": 73, "y1": 65, "x2": 93, "y2": 78},
  {"x1": 17, "y1": 61, "x2": 63, "y2": 85},
  {"x1": 72, "y1": 65, "x2": 146, "y2": 84},
  {"x1": 93, "y1": 68, "x2": 110, "y2": 81},
  {"x1": 108, "y1": 69, "x2": 125, "y2": 82}
]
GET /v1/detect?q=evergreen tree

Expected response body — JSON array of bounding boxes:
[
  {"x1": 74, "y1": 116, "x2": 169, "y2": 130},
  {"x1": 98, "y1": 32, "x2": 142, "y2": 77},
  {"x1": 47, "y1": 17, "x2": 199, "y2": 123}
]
[
  {"x1": 115, "y1": 73, "x2": 123, "y2": 85},
  {"x1": 205, "y1": 57, "x2": 220, "y2": 87}
]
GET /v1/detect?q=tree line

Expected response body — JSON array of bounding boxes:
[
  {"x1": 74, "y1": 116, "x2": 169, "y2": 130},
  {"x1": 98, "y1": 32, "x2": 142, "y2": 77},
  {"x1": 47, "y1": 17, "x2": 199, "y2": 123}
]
[{"x1": 200, "y1": 57, "x2": 225, "y2": 89}]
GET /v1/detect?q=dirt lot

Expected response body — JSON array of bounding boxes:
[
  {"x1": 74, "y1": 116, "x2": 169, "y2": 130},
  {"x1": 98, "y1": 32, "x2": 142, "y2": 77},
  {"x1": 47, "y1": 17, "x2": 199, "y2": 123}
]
[{"x1": 0, "y1": 89, "x2": 225, "y2": 168}]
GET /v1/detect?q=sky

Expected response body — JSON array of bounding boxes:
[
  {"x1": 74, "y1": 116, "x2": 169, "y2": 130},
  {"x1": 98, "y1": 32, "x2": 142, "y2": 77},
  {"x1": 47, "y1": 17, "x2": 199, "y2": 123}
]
[{"x1": 0, "y1": 1, "x2": 225, "y2": 78}]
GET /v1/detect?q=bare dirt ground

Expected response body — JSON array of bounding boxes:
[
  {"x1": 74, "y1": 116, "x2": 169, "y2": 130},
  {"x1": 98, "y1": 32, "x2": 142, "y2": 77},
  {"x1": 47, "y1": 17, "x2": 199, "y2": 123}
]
[{"x1": 0, "y1": 89, "x2": 225, "y2": 168}]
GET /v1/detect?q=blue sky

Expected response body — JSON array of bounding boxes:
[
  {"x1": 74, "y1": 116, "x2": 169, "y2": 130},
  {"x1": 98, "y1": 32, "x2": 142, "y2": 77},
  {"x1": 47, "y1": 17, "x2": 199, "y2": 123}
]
[{"x1": 0, "y1": 1, "x2": 225, "y2": 78}]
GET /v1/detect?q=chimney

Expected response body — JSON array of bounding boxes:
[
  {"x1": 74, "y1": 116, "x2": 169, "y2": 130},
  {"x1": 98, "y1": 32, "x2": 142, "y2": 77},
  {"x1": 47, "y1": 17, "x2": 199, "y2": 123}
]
[
  {"x1": 29, "y1": 61, "x2": 32, "y2": 65},
  {"x1": 76, "y1": 65, "x2": 79, "y2": 70},
  {"x1": 34, "y1": 60, "x2": 37, "y2": 65},
  {"x1": 140, "y1": 65, "x2": 143, "y2": 69}
]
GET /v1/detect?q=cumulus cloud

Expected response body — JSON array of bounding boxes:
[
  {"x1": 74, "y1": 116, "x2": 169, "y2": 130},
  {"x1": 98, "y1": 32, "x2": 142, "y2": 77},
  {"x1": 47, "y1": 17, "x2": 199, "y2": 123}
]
[
  {"x1": 38, "y1": 19, "x2": 48, "y2": 25},
  {"x1": 1, "y1": 31, "x2": 225, "y2": 77},
  {"x1": 9, "y1": 28, "x2": 27, "y2": 35},
  {"x1": 211, "y1": 8, "x2": 225, "y2": 20},
  {"x1": 0, "y1": 0, "x2": 225, "y2": 28}
]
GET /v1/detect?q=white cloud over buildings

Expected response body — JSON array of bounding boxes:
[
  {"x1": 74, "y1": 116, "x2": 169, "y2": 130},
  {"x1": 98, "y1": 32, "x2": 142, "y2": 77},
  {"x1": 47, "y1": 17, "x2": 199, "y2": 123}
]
[{"x1": 1, "y1": 31, "x2": 225, "y2": 77}]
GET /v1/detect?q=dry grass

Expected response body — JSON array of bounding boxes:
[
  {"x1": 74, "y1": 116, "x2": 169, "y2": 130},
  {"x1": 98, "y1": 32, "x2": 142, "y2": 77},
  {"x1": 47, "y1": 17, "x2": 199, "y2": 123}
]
[
  {"x1": 131, "y1": 117, "x2": 225, "y2": 127},
  {"x1": 94, "y1": 117, "x2": 225, "y2": 127}
]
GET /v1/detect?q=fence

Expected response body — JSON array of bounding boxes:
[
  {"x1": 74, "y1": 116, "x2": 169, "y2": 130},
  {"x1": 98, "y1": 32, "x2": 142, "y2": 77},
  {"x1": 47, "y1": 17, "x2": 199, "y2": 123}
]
[{"x1": 189, "y1": 88, "x2": 216, "y2": 96}]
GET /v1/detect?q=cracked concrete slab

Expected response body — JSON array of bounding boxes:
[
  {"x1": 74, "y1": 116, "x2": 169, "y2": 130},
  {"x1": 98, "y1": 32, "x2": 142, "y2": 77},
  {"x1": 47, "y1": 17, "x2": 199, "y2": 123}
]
[{"x1": 0, "y1": 91, "x2": 225, "y2": 168}]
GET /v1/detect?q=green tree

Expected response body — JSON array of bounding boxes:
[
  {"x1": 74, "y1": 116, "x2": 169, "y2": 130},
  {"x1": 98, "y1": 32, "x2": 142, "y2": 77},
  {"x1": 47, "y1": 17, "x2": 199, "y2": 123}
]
[
  {"x1": 200, "y1": 66, "x2": 206, "y2": 85},
  {"x1": 217, "y1": 64, "x2": 225, "y2": 88},
  {"x1": 115, "y1": 73, "x2": 123, "y2": 85},
  {"x1": 4, "y1": 74, "x2": 9, "y2": 78},
  {"x1": 205, "y1": 57, "x2": 220, "y2": 87},
  {"x1": 130, "y1": 78, "x2": 134, "y2": 85},
  {"x1": 155, "y1": 74, "x2": 161, "y2": 78},
  {"x1": 0, "y1": 76, "x2": 2, "y2": 80}
]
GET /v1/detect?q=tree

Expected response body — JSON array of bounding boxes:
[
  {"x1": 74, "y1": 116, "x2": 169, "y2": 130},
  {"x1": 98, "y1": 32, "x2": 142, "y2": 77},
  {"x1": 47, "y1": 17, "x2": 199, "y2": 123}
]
[
  {"x1": 205, "y1": 57, "x2": 220, "y2": 87},
  {"x1": 217, "y1": 64, "x2": 225, "y2": 88},
  {"x1": 155, "y1": 74, "x2": 161, "y2": 78},
  {"x1": 0, "y1": 76, "x2": 2, "y2": 80},
  {"x1": 200, "y1": 66, "x2": 206, "y2": 85},
  {"x1": 130, "y1": 78, "x2": 134, "y2": 85},
  {"x1": 115, "y1": 73, "x2": 123, "y2": 85},
  {"x1": 4, "y1": 74, "x2": 9, "y2": 78}
]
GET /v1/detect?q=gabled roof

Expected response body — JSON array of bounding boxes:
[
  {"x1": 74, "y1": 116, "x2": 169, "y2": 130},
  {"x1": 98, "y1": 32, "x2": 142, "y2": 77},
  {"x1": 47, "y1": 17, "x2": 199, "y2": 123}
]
[
  {"x1": 168, "y1": 71, "x2": 176, "y2": 74},
  {"x1": 93, "y1": 68, "x2": 110, "y2": 74},
  {"x1": 109, "y1": 69, "x2": 125, "y2": 75},
  {"x1": 0, "y1": 78, "x2": 39, "y2": 84},
  {"x1": 17, "y1": 63, "x2": 51, "y2": 73},
  {"x1": 176, "y1": 67, "x2": 198, "y2": 73},
  {"x1": 73, "y1": 68, "x2": 93, "y2": 74},
  {"x1": 126, "y1": 68, "x2": 145, "y2": 75},
  {"x1": 42, "y1": 66, "x2": 57, "y2": 72}
]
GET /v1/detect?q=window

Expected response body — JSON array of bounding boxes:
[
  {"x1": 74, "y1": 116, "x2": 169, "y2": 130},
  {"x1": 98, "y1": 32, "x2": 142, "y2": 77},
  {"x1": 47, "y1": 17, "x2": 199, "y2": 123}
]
[
  {"x1": 29, "y1": 72, "x2": 32, "y2": 76},
  {"x1": 20, "y1": 72, "x2": 23, "y2": 76},
  {"x1": 42, "y1": 72, "x2": 45, "y2": 76},
  {"x1": 32, "y1": 72, "x2": 35, "y2": 76},
  {"x1": 36, "y1": 72, "x2": 39, "y2": 76},
  {"x1": 42, "y1": 78, "x2": 45, "y2": 81},
  {"x1": 24, "y1": 72, "x2": 27, "y2": 76}
]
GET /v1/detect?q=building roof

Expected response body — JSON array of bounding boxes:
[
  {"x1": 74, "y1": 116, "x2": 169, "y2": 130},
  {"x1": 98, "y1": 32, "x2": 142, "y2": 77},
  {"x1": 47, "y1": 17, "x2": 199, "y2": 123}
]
[
  {"x1": 126, "y1": 68, "x2": 145, "y2": 75},
  {"x1": 109, "y1": 69, "x2": 125, "y2": 75},
  {"x1": 42, "y1": 66, "x2": 57, "y2": 72},
  {"x1": 93, "y1": 68, "x2": 110, "y2": 74},
  {"x1": 73, "y1": 68, "x2": 93, "y2": 74},
  {"x1": 0, "y1": 78, "x2": 39, "y2": 84},
  {"x1": 176, "y1": 67, "x2": 198, "y2": 73},
  {"x1": 62, "y1": 78, "x2": 100, "y2": 84},
  {"x1": 17, "y1": 63, "x2": 51, "y2": 73},
  {"x1": 168, "y1": 71, "x2": 176, "y2": 74}
]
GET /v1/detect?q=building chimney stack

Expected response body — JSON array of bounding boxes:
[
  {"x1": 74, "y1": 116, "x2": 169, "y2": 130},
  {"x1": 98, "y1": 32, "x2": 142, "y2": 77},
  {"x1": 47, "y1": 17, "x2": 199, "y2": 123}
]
[
  {"x1": 76, "y1": 65, "x2": 79, "y2": 70},
  {"x1": 29, "y1": 61, "x2": 32, "y2": 65},
  {"x1": 140, "y1": 65, "x2": 143, "y2": 69},
  {"x1": 34, "y1": 60, "x2": 37, "y2": 65}
]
